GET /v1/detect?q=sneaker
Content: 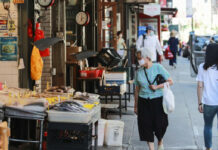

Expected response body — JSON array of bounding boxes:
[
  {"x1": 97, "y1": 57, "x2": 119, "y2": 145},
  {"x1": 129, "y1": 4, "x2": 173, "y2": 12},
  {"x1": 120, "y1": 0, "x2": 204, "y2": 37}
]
[{"x1": 157, "y1": 144, "x2": 164, "y2": 150}]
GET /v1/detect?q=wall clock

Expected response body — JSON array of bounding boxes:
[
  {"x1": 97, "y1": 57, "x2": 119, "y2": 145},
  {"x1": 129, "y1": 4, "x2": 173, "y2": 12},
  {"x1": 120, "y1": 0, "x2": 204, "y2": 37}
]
[
  {"x1": 38, "y1": 0, "x2": 55, "y2": 8},
  {"x1": 75, "y1": 11, "x2": 90, "y2": 26}
]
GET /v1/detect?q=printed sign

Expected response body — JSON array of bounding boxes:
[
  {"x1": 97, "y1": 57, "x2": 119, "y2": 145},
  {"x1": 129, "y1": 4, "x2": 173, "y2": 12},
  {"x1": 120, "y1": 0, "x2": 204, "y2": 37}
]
[
  {"x1": 143, "y1": 4, "x2": 161, "y2": 17},
  {"x1": 0, "y1": 20, "x2": 8, "y2": 30},
  {"x1": 186, "y1": 0, "x2": 193, "y2": 17},
  {"x1": 0, "y1": 37, "x2": 18, "y2": 61},
  {"x1": 13, "y1": 0, "x2": 24, "y2": 3}
]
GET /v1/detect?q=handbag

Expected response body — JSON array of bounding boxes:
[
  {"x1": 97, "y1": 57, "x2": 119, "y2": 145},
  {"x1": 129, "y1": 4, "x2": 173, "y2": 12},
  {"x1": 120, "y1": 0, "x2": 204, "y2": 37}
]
[
  {"x1": 163, "y1": 82, "x2": 175, "y2": 114},
  {"x1": 143, "y1": 68, "x2": 166, "y2": 92},
  {"x1": 164, "y1": 46, "x2": 174, "y2": 60}
]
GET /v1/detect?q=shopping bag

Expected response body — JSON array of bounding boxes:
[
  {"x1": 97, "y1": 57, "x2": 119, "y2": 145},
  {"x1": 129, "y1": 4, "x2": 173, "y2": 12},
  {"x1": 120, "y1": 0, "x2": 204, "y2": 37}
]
[
  {"x1": 163, "y1": 82, "x2": 175, "y2": 114},
  {"x1": 164, "y1": 46, "x2": 174, "y2": 60}
]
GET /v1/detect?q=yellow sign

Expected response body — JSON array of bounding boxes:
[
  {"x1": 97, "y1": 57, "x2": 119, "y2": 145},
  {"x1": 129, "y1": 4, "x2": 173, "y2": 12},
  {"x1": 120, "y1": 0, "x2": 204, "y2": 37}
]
[{"x1": 13, "y1": 0, "x2": 24, "y2": 4}]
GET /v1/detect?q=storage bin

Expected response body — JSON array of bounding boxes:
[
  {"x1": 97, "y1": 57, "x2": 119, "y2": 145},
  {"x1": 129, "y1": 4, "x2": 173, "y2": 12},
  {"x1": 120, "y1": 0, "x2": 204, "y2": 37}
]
[
  {"x1": 47, "y1": 122, "x2": 92, "y2": 150},
  {"x1": 80, "y1": 69, "x2": 100, "y2": 78},
  {"x1": 104, "y1": 120, "x2": 124, "y2": 146}
]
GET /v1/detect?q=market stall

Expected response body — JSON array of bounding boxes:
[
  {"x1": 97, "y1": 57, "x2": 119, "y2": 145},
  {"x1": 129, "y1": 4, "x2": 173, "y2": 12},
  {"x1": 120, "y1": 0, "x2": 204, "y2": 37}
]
[{"x1": 0, "y1": 86, "x2": 101, "y2": 150}]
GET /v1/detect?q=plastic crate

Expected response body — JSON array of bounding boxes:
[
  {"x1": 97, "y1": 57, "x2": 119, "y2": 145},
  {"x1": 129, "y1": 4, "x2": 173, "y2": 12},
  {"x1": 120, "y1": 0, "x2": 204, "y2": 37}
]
[
  {"x1": 47, "y1": 122, "x2": 93, "y2": 150},
  {"x1": 99, "y1": 86, "x2": 121, "y2": 95},
  {"x1": 80, "y1": 69, "x2": 100, "y2": 78}
]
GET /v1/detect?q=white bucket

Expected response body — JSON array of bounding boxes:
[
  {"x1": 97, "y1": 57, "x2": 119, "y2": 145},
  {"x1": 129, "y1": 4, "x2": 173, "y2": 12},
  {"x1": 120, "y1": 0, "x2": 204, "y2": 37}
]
[{"x1": 104, "y1": 120, "x2": 124, "y2": 146}]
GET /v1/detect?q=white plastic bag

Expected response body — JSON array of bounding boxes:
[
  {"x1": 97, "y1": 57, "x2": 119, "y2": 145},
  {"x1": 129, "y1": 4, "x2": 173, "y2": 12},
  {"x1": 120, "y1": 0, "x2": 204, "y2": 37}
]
[{"x1": 163, "y1": 82, "x2": 175, "y2": 114}]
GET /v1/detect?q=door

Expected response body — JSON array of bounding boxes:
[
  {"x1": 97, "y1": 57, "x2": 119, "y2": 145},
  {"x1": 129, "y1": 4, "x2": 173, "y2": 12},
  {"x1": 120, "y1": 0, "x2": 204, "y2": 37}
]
[{"x1": 98, "y1": 1, "x2": 117, "y2": 51}]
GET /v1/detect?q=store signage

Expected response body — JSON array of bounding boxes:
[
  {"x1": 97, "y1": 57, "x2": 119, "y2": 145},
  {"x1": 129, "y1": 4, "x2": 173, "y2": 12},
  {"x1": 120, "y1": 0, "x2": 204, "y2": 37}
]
[
  {"x1": 169, "y1": 25, "x2": 179, "y2": 32},
  {"x1": 126, "y1": 0, "x2": 155, "y2": 3},
  {"x1": 186, "y1": 0, "x2": 193, "y2": 17},
  {"x1": 13, "y1": 0, "x2": 24, "y2": 3},
  {"x1": 143, "y1": 4, "x2": 160, "y2": 17},
  {"x1": 160, "y1": 0, "x2": 167, "y2": 8},
  {"x1": 0, "y1": 20, "x2": 7, "y2": 30}
]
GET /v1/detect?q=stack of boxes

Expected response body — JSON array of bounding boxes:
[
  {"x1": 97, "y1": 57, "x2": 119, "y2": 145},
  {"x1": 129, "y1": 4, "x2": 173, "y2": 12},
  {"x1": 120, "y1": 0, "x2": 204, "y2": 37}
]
[{"x1": 104, "y1": 72, "x2": 127, "y2": 94}]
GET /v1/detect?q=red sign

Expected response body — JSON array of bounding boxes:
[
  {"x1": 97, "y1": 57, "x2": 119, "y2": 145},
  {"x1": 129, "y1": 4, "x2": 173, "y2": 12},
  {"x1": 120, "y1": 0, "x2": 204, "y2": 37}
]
[{"x1": 160, "y1": 0, "x2": 167, "y2": 8}]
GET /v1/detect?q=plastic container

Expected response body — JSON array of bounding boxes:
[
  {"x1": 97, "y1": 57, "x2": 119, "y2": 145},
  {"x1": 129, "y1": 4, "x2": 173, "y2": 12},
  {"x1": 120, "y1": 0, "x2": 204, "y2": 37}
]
[
  {"x1": 89, "y1": 69, "x2": 100, "y2": 78},
  {"x1": 47, "y1": 105, "x2": 101, "y2": 123},
  {"x1": 104, "y1": 120, "x2": 124, "y2": 146},
  {"x1": 97, "y1": 119, "x2": 107, "y2": 146},
  {"x1": 80, "y1": 70, "x2": 89, "y2": 78}
]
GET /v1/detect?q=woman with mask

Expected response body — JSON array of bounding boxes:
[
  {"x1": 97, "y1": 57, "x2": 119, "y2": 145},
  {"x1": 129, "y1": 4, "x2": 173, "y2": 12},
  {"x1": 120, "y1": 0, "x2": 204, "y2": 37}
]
[
  {"x1": 136, "y1": 25, "x2": 164, "y2": 63},
  {"x1": 196, "y1": 43, "x2": 218, "y2": 150},
  {"x1": 134, "y1": 50, "x2": 173, "y2": 150}
]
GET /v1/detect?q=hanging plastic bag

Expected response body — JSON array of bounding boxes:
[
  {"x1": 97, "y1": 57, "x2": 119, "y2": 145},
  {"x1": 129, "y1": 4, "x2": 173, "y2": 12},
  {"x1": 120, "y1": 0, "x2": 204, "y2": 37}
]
[
  {"x1": 163, "y1": 82, "x2": 175, "y2": 114},
  {"x1": 34, "y1": 23, "x2": 50, "y2": 57},
  {"x1": 31, "y1": 46, "x2": 43, "y2": 80},
  {"x1": 164, "y1": 46, "x2": 174, "y2": 60}
]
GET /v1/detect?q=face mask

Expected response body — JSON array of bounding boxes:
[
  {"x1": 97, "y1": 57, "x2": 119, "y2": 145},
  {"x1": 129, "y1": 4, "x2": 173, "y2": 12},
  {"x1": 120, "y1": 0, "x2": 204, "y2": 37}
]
[
  {"x1": 138, "y1": 59, "x2": 145, "y2": 66},
  {"x1": 150, "y1": 31, "x2": 154, "y2": 36}
]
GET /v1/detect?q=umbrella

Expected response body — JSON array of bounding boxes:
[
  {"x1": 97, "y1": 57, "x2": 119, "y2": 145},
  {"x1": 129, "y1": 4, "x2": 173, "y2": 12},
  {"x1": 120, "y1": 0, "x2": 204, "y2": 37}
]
[
  {"x1": 34, "y1": 37, "x2": 63, "y2": 50},
  {"x1": 71, "y1": 51, "x2": 98, "y2": 60}
]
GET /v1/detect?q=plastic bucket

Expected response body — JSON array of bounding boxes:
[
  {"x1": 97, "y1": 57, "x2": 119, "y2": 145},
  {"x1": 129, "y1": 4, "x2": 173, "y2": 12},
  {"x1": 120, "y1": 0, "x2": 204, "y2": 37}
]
[{"x1": 104, "y1": 120, "x2": 124, "y2": 146}]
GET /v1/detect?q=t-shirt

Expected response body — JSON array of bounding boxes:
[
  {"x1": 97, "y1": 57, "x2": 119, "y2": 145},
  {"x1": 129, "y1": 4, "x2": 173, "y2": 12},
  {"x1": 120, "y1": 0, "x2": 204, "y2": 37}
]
[
  {"x1": 196, "y1": 63, "x2": 218, "y2": 106},
  {"x1": 134, "y1": 63, "x2": 170, "y2": 99}
]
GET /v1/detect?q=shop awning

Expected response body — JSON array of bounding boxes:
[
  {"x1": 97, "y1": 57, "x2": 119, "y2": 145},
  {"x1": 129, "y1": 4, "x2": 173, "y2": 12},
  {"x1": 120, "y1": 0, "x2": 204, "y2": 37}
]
[{"x1": 161, "y1": 8, "x2": 178, "y2": 17}]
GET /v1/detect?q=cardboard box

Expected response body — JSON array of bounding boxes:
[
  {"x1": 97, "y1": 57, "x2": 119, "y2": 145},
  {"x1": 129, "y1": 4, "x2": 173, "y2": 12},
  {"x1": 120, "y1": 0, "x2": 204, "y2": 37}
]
[
  {"x1": 0, "y1": 122, "x2": 10, "y2": 150},
  {"x1": 66, "y1": 46, "x2": 82, "y2": 63}
]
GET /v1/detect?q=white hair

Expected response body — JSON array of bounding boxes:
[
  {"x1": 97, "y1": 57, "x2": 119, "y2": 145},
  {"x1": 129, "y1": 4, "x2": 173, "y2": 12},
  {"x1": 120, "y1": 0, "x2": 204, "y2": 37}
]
[{"x1": 141, "y1": 48, "x2": 153, "y2": 60}]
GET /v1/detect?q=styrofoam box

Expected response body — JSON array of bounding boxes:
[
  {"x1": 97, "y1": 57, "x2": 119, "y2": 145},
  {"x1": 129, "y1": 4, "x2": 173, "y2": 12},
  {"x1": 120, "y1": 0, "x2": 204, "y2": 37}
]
[
  {"x1": 92, "y1": 119, "x2": 107, "y2": 146},
  {"x1": 47, "y1": 104, "x2": 101, "y2": 123},
  {"x1": 104, "y1": 120, "x2": 124, "y2": 146},
  {"x1": 105, "y1": 72, "x2": 127, "y2": 80}
]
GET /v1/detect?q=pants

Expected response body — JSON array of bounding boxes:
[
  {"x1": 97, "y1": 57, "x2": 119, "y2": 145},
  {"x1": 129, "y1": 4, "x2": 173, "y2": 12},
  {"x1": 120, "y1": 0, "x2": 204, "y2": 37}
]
[
  {"x1": 169, "y1": 51, "x2": 177, "y2": 66},
  {"x1": 137, "y1": 96, "x2": 168, "y2": 142},
  {"x1": 203, "y1": 104, "x2": 218, "y2": 148}
]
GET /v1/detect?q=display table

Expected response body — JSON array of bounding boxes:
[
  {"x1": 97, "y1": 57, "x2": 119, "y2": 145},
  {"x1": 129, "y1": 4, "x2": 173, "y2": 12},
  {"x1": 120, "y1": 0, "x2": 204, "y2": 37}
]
[
  {"x1": 46, "y1": 105, "x2": 101, "y2": 150},
  {"x1": 4, "y1": 106, "x2": 45, "y2": 150}
]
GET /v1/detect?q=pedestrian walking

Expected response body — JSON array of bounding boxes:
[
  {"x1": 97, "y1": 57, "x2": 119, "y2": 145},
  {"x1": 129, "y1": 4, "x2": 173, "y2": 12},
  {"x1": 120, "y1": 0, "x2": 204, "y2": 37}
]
[
  {"x1": 136, "y1": 25, "x2": 163, "y2": 63},
  {"x1": 168, "y1": 30, "x2": 179, "y2": 68},
  {"x1": 117, "y1": 31, "x2": 127, "y2": 59},
  {"x1": 134, "y1": 50, "x2": 173, "y2": 150},
  {"x1": 196, "y1": 43, "x2": 218, "y2": 150}
]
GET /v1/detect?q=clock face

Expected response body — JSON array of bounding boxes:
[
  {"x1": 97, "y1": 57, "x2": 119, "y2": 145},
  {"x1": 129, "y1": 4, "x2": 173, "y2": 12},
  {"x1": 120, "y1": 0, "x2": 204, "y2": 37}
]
[
  {"x1": 76, "y1": 12, "x2": 88, "y2": 26},
  {"x1": 38, "y1": 0, "x2": 54, "y2": 7}
]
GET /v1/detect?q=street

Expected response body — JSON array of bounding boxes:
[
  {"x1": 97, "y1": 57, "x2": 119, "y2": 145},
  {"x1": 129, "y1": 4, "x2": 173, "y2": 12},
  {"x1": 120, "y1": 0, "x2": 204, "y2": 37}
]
[{"x1": 99, "y1": 57, "x2": 218, "y2": 150}]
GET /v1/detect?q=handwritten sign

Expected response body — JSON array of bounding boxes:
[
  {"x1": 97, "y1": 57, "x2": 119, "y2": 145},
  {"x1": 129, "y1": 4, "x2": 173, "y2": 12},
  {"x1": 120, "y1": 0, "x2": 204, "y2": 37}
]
[{"x1": 144, "y1": 4, "x2": 160, "y2": 17}]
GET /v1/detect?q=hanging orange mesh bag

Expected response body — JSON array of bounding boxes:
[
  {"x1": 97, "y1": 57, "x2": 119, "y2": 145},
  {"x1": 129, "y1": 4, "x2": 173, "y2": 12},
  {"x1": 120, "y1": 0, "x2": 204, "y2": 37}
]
[{"x1": 31, "y1": 46, "x2": 43, "y2": 80}]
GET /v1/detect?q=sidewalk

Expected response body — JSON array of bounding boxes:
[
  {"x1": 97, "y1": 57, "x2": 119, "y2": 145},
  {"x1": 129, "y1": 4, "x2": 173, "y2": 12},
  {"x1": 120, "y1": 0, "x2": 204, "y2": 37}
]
[{"x1": 99, "y1": 57, "x2": 218, "y2": 150}]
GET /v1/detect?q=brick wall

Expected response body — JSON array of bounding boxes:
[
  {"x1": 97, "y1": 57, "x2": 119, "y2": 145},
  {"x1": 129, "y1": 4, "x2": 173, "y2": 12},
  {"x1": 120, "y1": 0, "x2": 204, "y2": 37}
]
[{"x1": 40, "y1": 7, "x2": 52, "y2": 91}]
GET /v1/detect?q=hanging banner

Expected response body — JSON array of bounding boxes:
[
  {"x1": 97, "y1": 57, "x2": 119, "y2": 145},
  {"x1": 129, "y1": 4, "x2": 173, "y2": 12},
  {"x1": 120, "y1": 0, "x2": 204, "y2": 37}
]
[
  {"x1": 186, "y1": 0, "x2": 193, "y2": 18},
  {"x1": 143, "y1": 4, "x2": 161, "y2": 17},
  {"x1": 13, "y1": 0, "x2": 24, "y2": 3},
  {"x1": 160, "y1": 0, "x2": 167, "y2": 8}
]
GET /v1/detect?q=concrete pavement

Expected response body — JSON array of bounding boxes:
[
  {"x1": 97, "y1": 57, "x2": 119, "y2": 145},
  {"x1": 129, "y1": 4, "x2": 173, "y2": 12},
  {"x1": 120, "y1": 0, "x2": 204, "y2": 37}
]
[{"x1": 99, "y1": 57, "x2": 218, "y2": 150}]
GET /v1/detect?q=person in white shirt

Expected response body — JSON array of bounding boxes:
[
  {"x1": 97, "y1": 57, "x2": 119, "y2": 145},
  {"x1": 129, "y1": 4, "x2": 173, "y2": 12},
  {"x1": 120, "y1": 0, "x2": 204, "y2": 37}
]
[
  {"x1": 196, "y1": 43, "x2": 218, "y2": 150},
  {"x1": 136, "y1": 25, "x2": 163, "y2": 63}
]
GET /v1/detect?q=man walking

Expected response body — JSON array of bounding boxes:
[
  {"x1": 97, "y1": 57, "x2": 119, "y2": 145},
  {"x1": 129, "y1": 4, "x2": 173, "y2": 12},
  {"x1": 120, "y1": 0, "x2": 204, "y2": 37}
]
[{"x1": 136, "y1": 25, "x2": 163, "y2": 63}]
